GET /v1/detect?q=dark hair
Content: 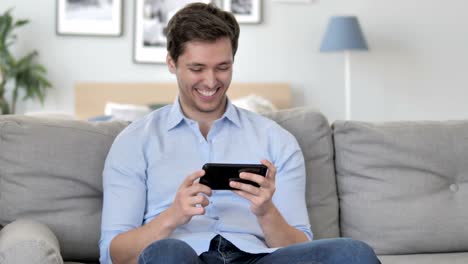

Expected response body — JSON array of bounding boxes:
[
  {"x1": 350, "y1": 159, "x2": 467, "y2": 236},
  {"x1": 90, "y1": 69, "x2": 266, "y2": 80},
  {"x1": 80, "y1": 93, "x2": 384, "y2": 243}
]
[{"x1": 165, "y1": 3, "x2": 240, "y2": 63}]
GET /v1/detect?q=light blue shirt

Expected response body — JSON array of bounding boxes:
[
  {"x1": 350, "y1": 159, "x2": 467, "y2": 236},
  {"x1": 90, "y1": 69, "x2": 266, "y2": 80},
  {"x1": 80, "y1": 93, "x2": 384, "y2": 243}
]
[{"x1": 99, "y1": 98, "x2": 312, "y2": 264}]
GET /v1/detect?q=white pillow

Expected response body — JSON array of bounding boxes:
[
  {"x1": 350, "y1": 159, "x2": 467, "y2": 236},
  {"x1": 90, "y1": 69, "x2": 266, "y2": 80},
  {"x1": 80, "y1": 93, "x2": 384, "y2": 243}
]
[
  {"x1": 104, "y1": 102, "x2": 151, "y2": 122},
  {"x1": 232, "y1": 95, "x2": 278, "y2": 114},
  {"x1": 0, "y1": 219, "x2": 64, "y2": 264}
]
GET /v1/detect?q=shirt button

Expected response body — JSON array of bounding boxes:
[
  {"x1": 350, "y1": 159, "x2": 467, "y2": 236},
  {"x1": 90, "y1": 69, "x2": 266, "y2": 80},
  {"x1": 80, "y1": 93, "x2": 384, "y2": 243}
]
[
  {"x1": 213, "y1": 216, "x2": 219, "y2": 220},
  {"x1": 449, "y1": 184, "x2": 459, "y2": 192}
]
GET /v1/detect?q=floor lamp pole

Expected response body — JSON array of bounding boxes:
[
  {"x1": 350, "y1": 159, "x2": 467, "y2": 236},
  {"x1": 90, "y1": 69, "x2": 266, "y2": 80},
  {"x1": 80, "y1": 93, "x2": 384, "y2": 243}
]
[{"x1": 344, "y1": 51, "x2": 351, "y2": 120}]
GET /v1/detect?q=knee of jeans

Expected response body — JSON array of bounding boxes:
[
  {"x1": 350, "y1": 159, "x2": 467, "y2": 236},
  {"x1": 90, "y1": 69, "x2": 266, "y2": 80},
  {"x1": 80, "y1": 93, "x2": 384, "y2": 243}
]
[
  {"x1": 139, "y1": 239, "x2": 195, "y2": 262},
  {"x1": 144, "y1": 238, "x2": 193, "y2": 253},
  {"x1": 341, "y1": 238, "x2": 378, "y2": 261}
]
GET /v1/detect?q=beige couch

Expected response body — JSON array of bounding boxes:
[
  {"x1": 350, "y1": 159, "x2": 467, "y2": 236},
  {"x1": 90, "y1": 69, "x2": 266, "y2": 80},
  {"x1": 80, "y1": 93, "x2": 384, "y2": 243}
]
[{"x1": 0, "y1": 107, "x2": 467, "y2": 263}]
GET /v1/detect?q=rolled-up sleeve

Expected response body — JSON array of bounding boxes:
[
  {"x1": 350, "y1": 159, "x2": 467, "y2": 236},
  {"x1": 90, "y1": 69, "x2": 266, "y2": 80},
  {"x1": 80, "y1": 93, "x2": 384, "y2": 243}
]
[{"x1": 99, "y1": 128, "x2": 148, "y2": 264}]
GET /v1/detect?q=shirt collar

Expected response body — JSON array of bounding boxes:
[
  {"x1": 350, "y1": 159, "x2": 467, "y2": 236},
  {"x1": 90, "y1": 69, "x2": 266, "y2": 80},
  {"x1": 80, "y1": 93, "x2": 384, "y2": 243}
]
[
  {"x1": 166, "y1": 96, "x2": 241, "y2": 131},
  {"x1": 166, "y1": 96, "x2": 185, "y2": 131},
  {"x1": 223, "y1": 98, "x2": 241, "y2": 128}
]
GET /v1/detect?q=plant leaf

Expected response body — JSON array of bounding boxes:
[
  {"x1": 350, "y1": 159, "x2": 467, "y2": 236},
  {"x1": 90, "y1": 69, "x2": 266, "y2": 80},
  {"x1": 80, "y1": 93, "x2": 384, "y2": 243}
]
[{"x1": 1, "y1": 8, "x2": 52, "y2": 112}]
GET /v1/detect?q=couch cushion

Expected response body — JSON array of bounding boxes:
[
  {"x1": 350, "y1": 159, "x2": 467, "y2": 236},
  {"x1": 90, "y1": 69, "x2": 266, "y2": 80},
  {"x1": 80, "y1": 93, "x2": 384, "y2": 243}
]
[
  {"x1": 0, "y1": 219, "x2": 63, "y2": 264},
  {"x1": 379, "y1": 253, "x2": 468, "y2": 264},
  {"x1": 334, "y1": 120, "x2": 468, "y2": 254},
  {"x1": 265, "y1": 108, "x2": 339, "y2": 239},
  {"x1": 0, "y1": 116, "x2": 127, "y2": 261}
]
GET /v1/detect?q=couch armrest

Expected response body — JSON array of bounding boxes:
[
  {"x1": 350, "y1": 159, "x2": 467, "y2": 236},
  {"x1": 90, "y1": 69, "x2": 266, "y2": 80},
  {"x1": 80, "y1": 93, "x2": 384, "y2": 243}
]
[{"x1": 0, "y1": 219, "x2": 64, "y2": 264}]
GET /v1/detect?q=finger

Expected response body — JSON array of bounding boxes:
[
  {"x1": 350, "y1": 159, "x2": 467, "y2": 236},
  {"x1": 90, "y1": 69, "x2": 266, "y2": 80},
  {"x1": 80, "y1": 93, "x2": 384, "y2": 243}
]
[
  {"x1": 232, "y1": 190, "x2": 256, "y2": 201},
  {"x1": 188, "y1": 196, "x2": 202, "y2": 206},
  {"x1": 200, "y1": 196, "x2": 210, "y2": 207},
  {"x1": 188, "y1": 206, "x2": 205, "y2": 216},
  {"x1": 188, "y1": 195, "x2": 209, "y2": 207},
  {"x1": 182, "y1": 170, "x2": 205, "y2": 187},
  {"x1": 187, "y1": 183, "x2": 212, "y2": 197},
  {"x1": 229, "y1": 180, "x2": 260, "y2": 196},
  {"x1": 261, "y1": 159, "x2": 276, "y2": 180},
  {"x1": 239, "y1": 172, "x2": 267, "y2": 187}
]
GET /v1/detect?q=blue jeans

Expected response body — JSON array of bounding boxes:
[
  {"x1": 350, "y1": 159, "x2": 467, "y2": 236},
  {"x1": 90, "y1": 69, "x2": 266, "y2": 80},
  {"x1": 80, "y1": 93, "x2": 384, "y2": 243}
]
[{"x1": 138, "y1": 235, "x2": 381, "y2": 264}]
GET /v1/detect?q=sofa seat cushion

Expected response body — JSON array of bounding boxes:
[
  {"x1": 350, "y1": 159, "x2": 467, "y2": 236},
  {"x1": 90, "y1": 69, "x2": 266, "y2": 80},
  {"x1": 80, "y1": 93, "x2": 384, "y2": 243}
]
[
  {"x1": 379, "y1": 252, "x2": 468, "y2": 264},
  {"x1": 334, "y1": 120, "x2": 468, "y2": 254},
  {"x1": 0, "y1": 116, "x2": 127, "y2": 261}
]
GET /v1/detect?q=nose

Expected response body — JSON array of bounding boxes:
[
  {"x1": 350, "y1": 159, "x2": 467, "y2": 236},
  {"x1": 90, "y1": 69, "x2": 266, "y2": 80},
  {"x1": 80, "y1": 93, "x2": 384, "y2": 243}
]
[{"x1": 204, "y1": 70, "x2": 218, "y2": 89}]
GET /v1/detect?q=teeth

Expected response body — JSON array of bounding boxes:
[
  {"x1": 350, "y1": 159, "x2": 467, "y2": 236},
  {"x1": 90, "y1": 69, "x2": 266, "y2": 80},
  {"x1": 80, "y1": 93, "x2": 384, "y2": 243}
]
[{"x1": 198, "y1": 89, "x2": 216, "y2": 97}]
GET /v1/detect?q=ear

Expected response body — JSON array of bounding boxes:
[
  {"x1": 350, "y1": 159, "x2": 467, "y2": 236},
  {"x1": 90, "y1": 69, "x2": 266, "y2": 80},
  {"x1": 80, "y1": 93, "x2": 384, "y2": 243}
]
[{"x1": 166, "y1": 54, "x2": 176, "y2": 74}]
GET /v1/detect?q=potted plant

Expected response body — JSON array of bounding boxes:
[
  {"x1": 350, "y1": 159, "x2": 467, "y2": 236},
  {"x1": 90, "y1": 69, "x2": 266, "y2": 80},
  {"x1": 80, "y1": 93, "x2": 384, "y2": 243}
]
[{"x1": 0, "y1": 8, "x2": 51, "y2": 115}]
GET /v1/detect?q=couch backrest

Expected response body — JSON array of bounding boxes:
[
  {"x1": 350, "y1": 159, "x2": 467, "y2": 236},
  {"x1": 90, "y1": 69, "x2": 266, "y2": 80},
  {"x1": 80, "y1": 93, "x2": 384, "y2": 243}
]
[
  {"x1": 334, "y1": 120, "x2": 468, "y2": 255},
  {"x1": 0, "y1": 116, "x2": 127, "y2": 261},
  {"x1": 0, "y1": 108, "x2": 339, "y2": 261},
  {"x1": 264, "y1": 108, "x2": 339, "y2": 239}
]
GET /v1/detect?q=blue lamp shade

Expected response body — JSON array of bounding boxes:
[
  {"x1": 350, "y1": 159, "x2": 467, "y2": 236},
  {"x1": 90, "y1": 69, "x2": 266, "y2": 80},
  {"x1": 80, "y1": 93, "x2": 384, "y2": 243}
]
[{"x1": 320, "y1": 16, "x2": 369, "y2": 52}]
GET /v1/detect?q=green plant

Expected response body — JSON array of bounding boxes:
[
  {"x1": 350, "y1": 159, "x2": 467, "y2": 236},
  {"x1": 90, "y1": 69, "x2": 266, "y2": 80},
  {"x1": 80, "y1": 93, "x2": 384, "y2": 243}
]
[{"x1": 0, "y1": 8, "x2": 51, "y2": 115}]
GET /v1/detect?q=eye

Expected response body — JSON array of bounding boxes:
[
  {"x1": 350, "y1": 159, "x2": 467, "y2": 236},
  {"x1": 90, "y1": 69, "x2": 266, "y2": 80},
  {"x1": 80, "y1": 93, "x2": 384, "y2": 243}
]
[
  {"x1": 189, "y1": 68, "x2": 202, "y2": 72},
  {"x1": 217, "y1": 65, "x2": 231, "y2": 71}
]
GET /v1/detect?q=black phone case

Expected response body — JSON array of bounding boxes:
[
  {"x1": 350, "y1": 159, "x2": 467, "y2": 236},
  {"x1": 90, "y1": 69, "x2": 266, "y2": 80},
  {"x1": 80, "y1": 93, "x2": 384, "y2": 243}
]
[{"x1": 200, "y1": 163, "x2": 268, "y2": 190}]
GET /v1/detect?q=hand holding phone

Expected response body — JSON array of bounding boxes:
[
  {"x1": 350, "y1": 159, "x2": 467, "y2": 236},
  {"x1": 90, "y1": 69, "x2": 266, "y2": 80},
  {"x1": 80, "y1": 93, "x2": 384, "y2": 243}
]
[
  {"x1": 200, "y1": 163, "x2": 268, "y2": 190},
  {"x1": 167, "y1": 170, "x2": 212, "y2": 227}
]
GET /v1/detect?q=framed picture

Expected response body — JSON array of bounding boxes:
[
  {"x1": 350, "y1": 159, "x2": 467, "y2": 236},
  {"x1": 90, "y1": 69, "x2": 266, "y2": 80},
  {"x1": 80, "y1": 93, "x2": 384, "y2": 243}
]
[
  {"x1": 273, "y1": 0, "x2": 315, "y2": 3},
  {"x1": 56, "y1": 0, "x2": 123, "y2": 36},
  {"x1": 223, "y1": 0, "x2": 261, "y2": 24},
  {"x1": 134, "y1": 0, "x2": 211, "y2": 64}
]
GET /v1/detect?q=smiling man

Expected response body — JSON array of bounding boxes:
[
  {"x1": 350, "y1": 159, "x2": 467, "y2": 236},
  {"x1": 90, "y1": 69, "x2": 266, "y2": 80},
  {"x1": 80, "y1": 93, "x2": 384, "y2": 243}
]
[
  {"x1": 99, "y1": 3, "x2": 380, "y2": 264},
  {"x1": 167, "y1": 37, "x2": 233, "y2": 138}
]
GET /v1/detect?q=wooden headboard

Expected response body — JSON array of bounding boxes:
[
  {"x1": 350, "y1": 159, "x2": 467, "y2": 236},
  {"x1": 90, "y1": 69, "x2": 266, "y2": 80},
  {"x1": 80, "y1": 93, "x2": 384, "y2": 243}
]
[{"x1": 75, "y1": 82, "x2": 291, "y2": 120}]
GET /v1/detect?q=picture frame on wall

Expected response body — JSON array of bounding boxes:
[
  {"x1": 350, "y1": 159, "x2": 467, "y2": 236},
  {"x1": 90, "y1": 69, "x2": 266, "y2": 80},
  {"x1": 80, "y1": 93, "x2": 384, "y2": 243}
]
[
  {"x1": 273, "y1": 0, "x2": 315, "y2": 3},
  {"x1": 56, "y1": 0, "x2": 123, "y2": 36},
  {"x1": 223, "y1": 0, "x2": 261, "y2": 24},
  {"x1": 134, "y1": 0, "x2": 211, "y2": 64}
]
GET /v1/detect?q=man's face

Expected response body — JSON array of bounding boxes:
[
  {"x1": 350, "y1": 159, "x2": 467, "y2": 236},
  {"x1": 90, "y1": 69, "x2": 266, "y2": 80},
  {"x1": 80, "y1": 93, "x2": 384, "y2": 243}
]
[{"x1": 167, "y1": 37, "x2": 233, "y2": 121}]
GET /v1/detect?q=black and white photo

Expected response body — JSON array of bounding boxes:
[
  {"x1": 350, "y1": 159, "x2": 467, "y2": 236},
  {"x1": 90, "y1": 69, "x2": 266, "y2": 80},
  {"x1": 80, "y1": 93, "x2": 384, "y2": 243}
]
[
  {"x1": 56, "y1": 0, "x2": 122, "y2": 36},
  {"x1": 223, "y1": 0, "x2": 261, "y2": 24},
  {"x1": 134, "y1": 0, "x2": 210, "y2": 63}
]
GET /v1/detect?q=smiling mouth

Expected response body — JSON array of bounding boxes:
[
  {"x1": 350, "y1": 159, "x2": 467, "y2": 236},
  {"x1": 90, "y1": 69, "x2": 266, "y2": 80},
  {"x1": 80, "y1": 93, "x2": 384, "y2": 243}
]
[{"x1": 196, "y1": 87, "x2": 220, "y2": 98}]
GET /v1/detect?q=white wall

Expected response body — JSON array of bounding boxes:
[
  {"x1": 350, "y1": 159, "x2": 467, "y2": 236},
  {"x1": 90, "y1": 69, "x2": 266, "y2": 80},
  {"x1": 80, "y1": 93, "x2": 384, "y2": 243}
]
[{"x1": 2, "y1": 0, "x2": 468, "y2": 122}]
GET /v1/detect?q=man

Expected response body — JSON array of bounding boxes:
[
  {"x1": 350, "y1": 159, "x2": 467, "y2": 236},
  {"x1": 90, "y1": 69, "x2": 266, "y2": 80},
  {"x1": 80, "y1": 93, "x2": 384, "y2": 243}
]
[{"x1": 99, "y1": 3, "x2": 380, "y2": 264}]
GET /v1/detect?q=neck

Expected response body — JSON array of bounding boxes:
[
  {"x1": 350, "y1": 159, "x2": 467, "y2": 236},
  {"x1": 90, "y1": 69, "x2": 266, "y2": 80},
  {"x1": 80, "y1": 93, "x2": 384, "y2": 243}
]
[
  {"x1": 180, "y1": 98, "x2": 227, "y2": 124},
  {"x1": 179, "y1": 98, "x2": 227, "y2": 139}
]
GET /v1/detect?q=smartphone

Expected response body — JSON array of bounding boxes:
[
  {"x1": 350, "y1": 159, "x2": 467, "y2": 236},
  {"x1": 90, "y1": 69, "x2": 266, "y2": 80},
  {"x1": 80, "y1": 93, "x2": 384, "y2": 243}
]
[{"x1": 200, "y1": 163, "x2": 268, "y2": 190}]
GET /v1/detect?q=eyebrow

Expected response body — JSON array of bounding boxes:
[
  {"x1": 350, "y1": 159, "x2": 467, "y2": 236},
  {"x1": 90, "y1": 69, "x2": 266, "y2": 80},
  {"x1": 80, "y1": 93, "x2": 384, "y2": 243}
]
[
  {"x1": 186, "y1": 61, "x2": 233, "y2": 67},
  {"x1": 187, "y1": 63, "x2": 204, "y2": 67}
]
